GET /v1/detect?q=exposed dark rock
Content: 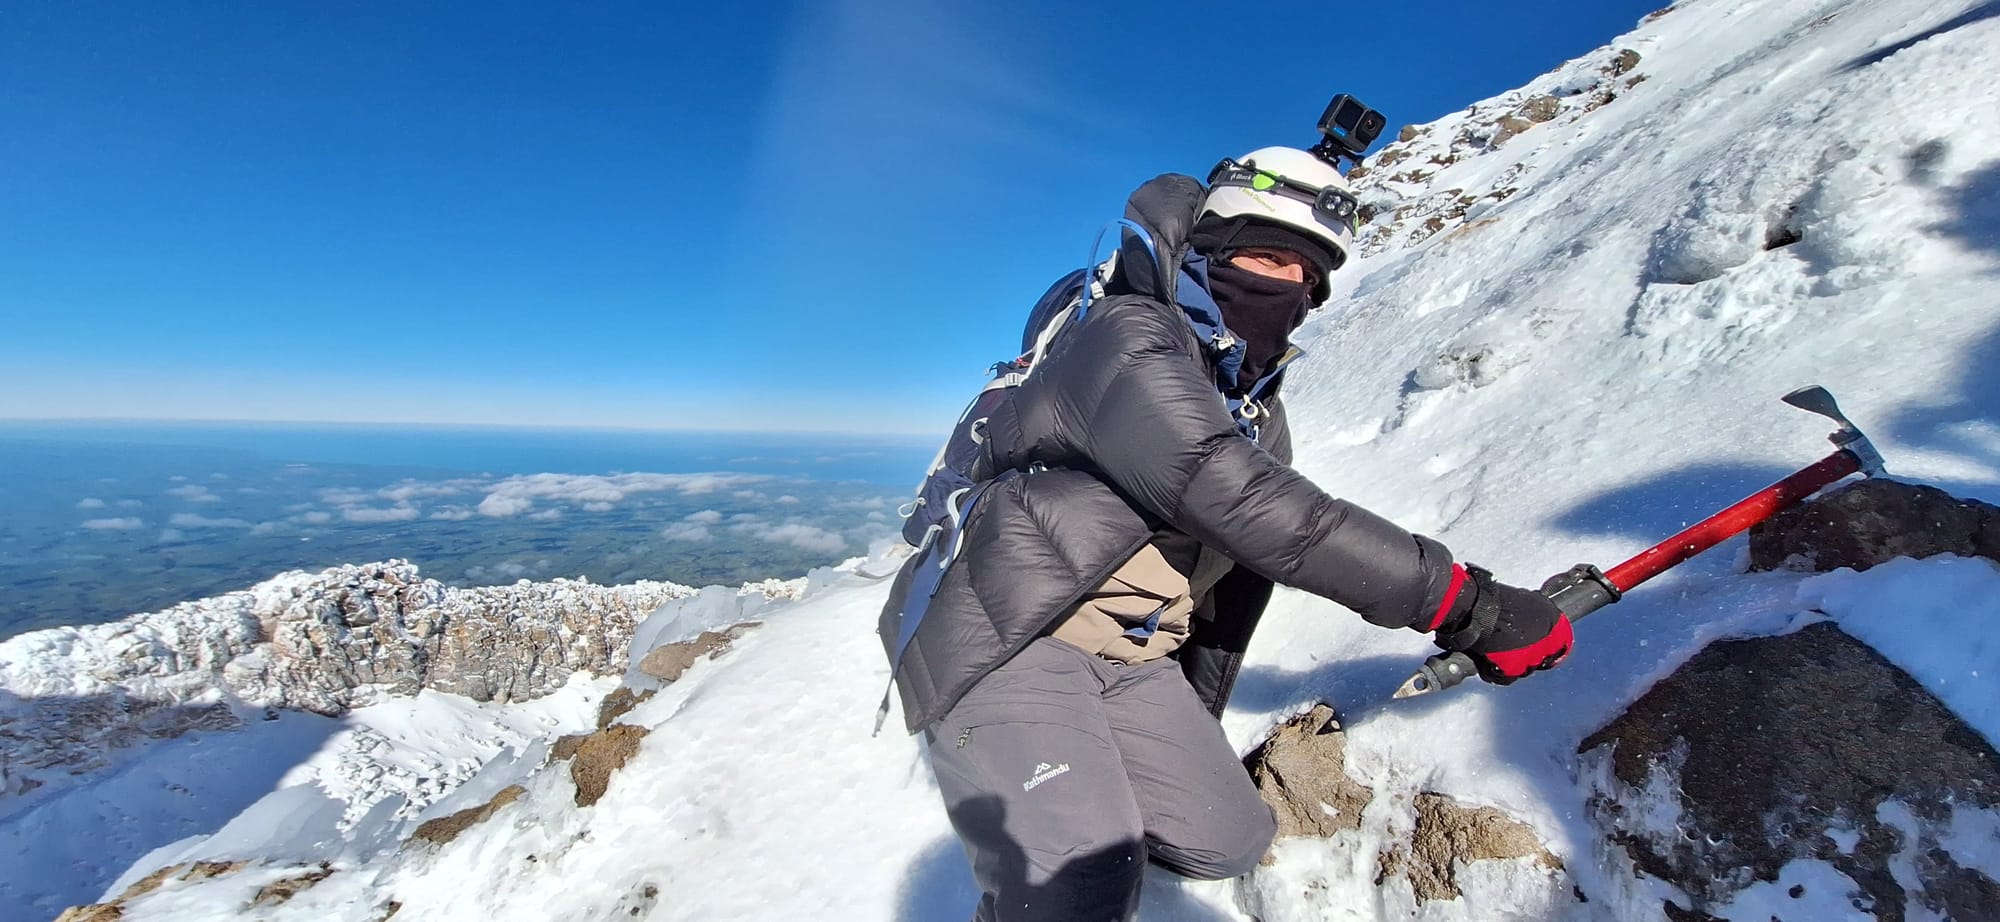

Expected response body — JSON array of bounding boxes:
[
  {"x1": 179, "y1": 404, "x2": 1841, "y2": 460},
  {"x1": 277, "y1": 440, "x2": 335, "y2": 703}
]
[
  {"x1": 596, "y1": 686, "x2": 656, "y2": 730},
  {"x1": 1248, "y1": 704, "x2": 1562, "y2": 902},
  {"x1": 1245, "y1": 704, "x2": 1371, "y2": 841},
  {"x1": 56, "y1": 861, "x2": 252, "y2": 920},
  {"x1": 251, "y1": 863, "x2": 333, "y2": 907},
  {"x1": 1492, "y1": 116, "x2": 1536, "y2": 148},
  {"x1": 550, "y1": 723, "x2": 650, "y2": 807},
  {"x1": 1749, "y1": 479, "x2": 2000, "y2": 573},
  {"x1": 1660, "y1": 902, "x2": 1723, "y2": 922},
  {"x1": 1608, "y1": 49, "x2": 1643, "y2": 76},
  {"x1": 409, "y1": 784, "x2": 527, "y2": 847},
  {"x1": 1398, "y1": 125, "x2": 1423, "y2": 143},
  {"x1": 1517, "y1": 95, "x2": 1561, "y2": 123},
  {"x1": 636, "y1": 622, "x2": 762, "y2": 684},
  {"x1": 1377, "y1": 794, "x2": 1562, "y2": 902},
  {"x1": 1581, "y1": 623, "x2": 2000, "y2": 920}
]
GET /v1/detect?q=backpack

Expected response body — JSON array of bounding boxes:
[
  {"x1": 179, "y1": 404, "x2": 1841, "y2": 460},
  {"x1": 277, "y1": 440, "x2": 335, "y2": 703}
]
[{"x1": 873, "y1": 221, "x2": 1176, "y2": 733}]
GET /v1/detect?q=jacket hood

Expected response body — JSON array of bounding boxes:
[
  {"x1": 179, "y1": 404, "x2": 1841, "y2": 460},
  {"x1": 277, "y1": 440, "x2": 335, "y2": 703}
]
[{"x1": 1116, "y1": 174, "x2": 1246, "y2": 388}]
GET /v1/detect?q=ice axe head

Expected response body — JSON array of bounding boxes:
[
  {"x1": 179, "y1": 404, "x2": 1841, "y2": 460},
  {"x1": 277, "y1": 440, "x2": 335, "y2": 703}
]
[{"x1": 1783, "y1": 385, "x2": 1886, "y2": 476}]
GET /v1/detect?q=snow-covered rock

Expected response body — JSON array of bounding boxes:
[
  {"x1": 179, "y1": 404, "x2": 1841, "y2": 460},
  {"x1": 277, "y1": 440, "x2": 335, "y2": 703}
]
[{"x1": 0, "y1": 561, "x2": 697, "y2": 792}]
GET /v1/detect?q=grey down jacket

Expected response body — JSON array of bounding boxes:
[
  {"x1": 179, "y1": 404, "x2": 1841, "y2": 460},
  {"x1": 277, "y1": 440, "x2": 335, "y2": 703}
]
[{"x1": 878, "y1": 176, "x2": 1460, "y2": 734}]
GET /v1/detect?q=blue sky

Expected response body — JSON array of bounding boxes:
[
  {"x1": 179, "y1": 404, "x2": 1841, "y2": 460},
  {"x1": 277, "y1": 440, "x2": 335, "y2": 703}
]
[{"x1": 0, "y1": 1, "x2": 1668, "y2": 435}]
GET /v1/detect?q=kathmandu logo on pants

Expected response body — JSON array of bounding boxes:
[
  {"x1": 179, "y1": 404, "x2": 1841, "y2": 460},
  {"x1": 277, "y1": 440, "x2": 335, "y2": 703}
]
[{"x1": 1023, "y1": 761, "x2": 1071, "y2": 791}]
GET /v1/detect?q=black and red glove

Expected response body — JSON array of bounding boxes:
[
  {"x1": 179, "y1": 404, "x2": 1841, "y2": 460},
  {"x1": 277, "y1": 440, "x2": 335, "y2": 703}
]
[{"x1": 1424, "y1": 563, "x2": 1573, "y2": 684}]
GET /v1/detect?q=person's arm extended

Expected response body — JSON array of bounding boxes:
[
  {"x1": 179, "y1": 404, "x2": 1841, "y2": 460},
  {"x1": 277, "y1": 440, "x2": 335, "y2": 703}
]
[{"x1": 994, "y1": 298, "x2": 1456, "y2": 629}]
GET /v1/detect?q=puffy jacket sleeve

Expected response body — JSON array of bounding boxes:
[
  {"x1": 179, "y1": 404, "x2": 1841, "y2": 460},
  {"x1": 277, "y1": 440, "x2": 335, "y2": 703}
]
[{"x1": 996, "y1": 299, "x2": 1455, "y2": 630}]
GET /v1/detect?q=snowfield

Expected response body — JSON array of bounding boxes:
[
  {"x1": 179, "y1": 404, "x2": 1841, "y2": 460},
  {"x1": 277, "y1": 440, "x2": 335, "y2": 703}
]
[{"x1": 6, "y1": 0, "x2": 2000, "y2": 918}]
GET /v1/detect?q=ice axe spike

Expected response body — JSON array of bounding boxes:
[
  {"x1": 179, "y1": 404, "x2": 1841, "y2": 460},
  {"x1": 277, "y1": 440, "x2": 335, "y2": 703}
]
[{"x1": 1393, "y1": 386, "x2": 1886, "y2": 699}]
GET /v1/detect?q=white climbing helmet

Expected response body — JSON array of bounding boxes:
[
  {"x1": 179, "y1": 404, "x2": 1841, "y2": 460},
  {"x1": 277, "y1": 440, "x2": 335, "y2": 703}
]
[{"x1": 1200, "y1": 146, "x2": 1361, "y2": 301}]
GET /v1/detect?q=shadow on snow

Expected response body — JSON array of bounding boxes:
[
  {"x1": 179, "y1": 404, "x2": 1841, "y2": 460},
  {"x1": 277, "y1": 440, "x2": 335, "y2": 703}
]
[{"x1": 0, "y1": 688, "x2": 343, "y2": 918}]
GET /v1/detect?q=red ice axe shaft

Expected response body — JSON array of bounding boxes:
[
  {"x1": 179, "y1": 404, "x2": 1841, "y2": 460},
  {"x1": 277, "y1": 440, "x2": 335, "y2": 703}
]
[{"x1": 1393, "y1": 386, "x2": 1888, "y2": 699}]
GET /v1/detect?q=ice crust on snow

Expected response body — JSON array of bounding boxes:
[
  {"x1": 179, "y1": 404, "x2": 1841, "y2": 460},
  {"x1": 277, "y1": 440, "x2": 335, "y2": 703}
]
[{"x1": 12, "y1": 0, "x2": 2000, "y2": 918}]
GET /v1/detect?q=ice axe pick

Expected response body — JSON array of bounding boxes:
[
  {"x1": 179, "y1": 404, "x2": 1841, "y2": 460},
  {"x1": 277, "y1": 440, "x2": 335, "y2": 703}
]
[{"x1": 1392, "y1": 385, "x2": 1888, "y2": 699}]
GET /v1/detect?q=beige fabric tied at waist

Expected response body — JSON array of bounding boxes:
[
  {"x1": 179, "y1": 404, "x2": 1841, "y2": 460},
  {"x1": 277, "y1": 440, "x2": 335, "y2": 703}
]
[{"x1": 1050, "y1": 543, "x2": 1196, "y2": 664}]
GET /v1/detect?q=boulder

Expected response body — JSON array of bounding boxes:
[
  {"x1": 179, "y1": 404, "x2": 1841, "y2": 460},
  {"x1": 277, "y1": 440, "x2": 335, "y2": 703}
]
[
  {"x1": 636, "y1": 622, "x2": 762, "y2": 684},
  {"x1": 1748, "y1": 478, "x2": 2000, "y2": 572},
  {"x1": 596, "y1": 686, "x2": 656, "y2": 730},
  {"x1": 1378, "y1": 794, "x2": 1563, "y2": 902},
  {"x1": 1248, "y1": 704, "x2": 1563, "y2": 904},
  {"x1": 251, "y1": 863, "x2": 333, "y2": 907},
  {"x1": 409, "y1": 784, "x2": 527, "y2": 847},
  {"x1": 1516, "y1": 95, "x2": 1561, "y2": 123},
  {"x1": 1492, "y1": 115, "x2": 1537, "y2": 147},
  {"x1": 550, "y1": 723, "x2": 650, "y2": 807},
  {"x1": 1581, "y1": 623, "x2": 2000, "y2": 919},
  {"x1": 1245, "y1": 704, "x2": 1371, "y2": 841}
]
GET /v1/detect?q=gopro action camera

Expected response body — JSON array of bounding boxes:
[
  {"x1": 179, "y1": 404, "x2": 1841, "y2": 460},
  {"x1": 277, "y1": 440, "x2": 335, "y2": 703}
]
[{"x1": 1313, "y1": 94, "x2": 1386, "y2": 167}]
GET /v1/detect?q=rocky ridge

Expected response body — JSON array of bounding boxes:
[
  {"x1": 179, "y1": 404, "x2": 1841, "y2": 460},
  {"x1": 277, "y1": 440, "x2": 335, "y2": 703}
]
[
  {"x1": 0, "y1": 561, "x2": 814, "y2": 796},
  {"x1": 1347, "y1": 40, "x2": 1654, "y2": 258}
]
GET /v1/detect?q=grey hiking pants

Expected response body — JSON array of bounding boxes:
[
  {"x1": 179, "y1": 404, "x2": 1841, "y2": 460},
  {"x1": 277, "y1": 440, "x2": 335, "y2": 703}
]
[{"x1": 927, "y1": 637, "x2": 1277, "y2": 922}]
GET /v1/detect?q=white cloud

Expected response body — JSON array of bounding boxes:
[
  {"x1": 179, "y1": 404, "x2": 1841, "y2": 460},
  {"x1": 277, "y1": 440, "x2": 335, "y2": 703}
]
[
  {"x1": 165, "y1": 484, "x2": 220, "y2": 503},
  {"x1": 472, "y1": 472, "x2": 771, "y2": 518},
  {"x1": 157, "y1": 528, "x2": 186, "y2": 543},
  {"x1": 76, "y1": 497, "x2": 106, "y2": 509},
  {"x1": 661, "y1": 523, "x2": 713, "y2": 542},
  {"x1": 477, "y1": 494, "x2": 535, "y2": 517},
  {"x1": 729, "y1": 519, "x2": 850, "y2": 554},
  {"x1": 430, "y1": 507, "x2": 475, "y2": 521},
  {"x1": 318, "y1": 488, "x2": 377, "y2": 506},
  {"x1": 169, "y1": 513, "x2": 252, "y2": 528},
  {"x1": 249, "y1": 522, "x2": 283, "y2": 536},
  {"x1": 867, "y1": 511, "x2": 887, "y2": 522},
  {"x1": 528, "y1": 508, "x2": 564, "y2": 521},
  {"x1": 685, "y1": 510, "x2": 725, "y2": 525},
  {"x1": 342, "y1": 505, "x2": 421, "y2": 524},
  {"x1": 582, "y1": 502, "x2": 614, "y2": 513},
  {"x1": 82, "y1": 517, "x2": 144, "y2": 530},
  {"x1": 297, "y1": 511, "x2": 334, "y2": 525},
  {"x1": 777, "y1": 495, "x2": 801, "y2": 505},
  {"x1": 752, "y1": 523, "x2": 850, "y2": 555}
]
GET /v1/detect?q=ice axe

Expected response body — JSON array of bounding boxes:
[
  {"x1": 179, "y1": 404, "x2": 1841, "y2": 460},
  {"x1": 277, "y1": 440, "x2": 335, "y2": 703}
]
[{"x1": 1392, "y1": 385, "x2": 1888, "y2": 699}]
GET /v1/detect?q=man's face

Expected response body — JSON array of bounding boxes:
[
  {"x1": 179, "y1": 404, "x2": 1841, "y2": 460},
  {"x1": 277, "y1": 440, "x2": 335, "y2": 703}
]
[{"x1": 1227, "y1": 247, "x2": 1319, "y2": 291}]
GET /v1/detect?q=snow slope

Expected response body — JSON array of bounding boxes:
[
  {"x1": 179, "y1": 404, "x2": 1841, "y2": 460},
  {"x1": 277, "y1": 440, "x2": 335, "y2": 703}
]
[{"x1": 14, "y1": 0, "x2": 2000, "y2": 918}]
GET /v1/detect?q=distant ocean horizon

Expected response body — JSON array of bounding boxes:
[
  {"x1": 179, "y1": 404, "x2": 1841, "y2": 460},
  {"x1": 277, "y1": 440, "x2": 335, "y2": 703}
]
[{"x1": 0, "y1": 420, "x2": 939, "y2": 640}]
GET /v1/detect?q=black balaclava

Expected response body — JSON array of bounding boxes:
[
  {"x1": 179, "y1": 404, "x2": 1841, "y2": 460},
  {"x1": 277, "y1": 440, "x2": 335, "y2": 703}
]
[{"x1": 1207, "y1": 260, "x2": 1313, "y2": 394}]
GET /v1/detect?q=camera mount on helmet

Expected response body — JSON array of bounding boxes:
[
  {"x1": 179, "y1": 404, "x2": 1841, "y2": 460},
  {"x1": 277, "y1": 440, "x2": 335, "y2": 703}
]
[{"x1": 1310, "y1": 94, "x2": 1386, "y2": 170}]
